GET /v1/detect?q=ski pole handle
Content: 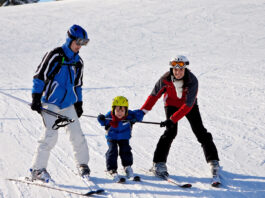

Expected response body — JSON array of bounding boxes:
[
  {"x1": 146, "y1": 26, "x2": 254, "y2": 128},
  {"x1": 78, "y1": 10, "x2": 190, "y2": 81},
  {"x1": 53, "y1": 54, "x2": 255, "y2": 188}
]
[
  {"x1": 40, "y1": 108, "x2": 75, "y2": 130},
  {"x1": 41, "y1": 108, "x2": 74, "y2": 122}
]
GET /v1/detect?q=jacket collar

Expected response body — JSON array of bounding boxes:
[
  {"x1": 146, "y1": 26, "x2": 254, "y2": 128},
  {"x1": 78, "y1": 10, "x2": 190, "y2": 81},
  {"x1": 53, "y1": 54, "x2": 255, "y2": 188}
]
[{"x1": 62, "y1": 43, "x2": 79, "y2": 61}]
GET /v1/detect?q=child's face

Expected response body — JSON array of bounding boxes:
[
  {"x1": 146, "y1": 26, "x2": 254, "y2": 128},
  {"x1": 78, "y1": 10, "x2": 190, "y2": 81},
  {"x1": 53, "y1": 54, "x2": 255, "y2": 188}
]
[{"x1": 114, "y1": 106, "x2": 126, "y2": 119}]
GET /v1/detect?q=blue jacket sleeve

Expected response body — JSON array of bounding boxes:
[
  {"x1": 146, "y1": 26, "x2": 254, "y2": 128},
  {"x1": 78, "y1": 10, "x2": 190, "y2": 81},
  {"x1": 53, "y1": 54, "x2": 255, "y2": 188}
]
[
  {"x1": 131, "y1": 109, "x2": 145, "y2": 122},
  {"x1": 32, "y1": 78, "x2": 45, "y2": 94}
]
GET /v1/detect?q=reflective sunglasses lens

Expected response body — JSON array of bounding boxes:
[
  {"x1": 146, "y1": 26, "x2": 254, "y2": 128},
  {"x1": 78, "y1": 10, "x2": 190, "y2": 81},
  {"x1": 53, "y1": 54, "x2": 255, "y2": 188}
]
[
  {"x1": 170, "y1": 61, "x2": 177, "y2": 66},
  {"x1": 76, "y1": 38, "x2": 89, "y2": 46},
  {"x1": 170, "y1": 61, "x2": 185, "y2": 67},
  {"x1": 178, "y1": 62, "x2": 185, "y2": 67}
]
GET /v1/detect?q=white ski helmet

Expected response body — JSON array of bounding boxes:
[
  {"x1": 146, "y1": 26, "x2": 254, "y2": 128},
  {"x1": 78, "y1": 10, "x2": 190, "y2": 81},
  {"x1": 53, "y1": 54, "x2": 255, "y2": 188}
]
[{"x1": 169, "y1": 55, "x2": 189, "y2": 67}]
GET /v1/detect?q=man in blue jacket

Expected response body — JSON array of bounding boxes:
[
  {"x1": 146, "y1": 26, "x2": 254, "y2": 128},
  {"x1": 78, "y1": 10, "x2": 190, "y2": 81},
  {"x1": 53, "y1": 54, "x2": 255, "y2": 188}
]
[{"x1": 30, "y1": 24, "x2": 90, "y2": 182}]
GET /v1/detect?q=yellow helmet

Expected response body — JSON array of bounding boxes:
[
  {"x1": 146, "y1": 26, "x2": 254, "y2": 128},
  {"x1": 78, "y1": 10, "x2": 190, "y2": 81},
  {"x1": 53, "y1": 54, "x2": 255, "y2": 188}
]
[{"x1": 112, "y1": 96, "x2": 129, "y2": 115}]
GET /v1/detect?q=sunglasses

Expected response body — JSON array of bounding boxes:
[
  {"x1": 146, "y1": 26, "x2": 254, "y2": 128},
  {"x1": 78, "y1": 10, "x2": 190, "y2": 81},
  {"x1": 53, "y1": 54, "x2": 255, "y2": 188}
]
[
  {"x1": 75, "y1": 38, "x2": 89, "y2": 46},
  {"x1": 169, "y1": 61, "x2": 186, "y2": 69}
]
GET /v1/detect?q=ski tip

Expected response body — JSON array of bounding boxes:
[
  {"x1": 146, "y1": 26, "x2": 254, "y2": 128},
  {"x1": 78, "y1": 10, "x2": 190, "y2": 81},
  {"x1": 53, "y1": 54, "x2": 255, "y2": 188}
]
[
  {"x1": 133, "y1": 176, "x2": 141, "y2": 182},
  {"x1": 118, "y1": 177, "x2": 126, "y2": 183},
  {"x1": 211, "y1": 182, "x2": 221, "y2": 187},
  {"x1": 84, "y1": 190, "x2": 97, "y2": 196},
  {"x1": 180, "y1": 183, "x2": 192, "y2": 188},
  {"x1": 96, "y1": 189, "x2": 105, "y2": 194},
  {"x1": 84, "y1": 189, "x2": 105, "y2": 196}
]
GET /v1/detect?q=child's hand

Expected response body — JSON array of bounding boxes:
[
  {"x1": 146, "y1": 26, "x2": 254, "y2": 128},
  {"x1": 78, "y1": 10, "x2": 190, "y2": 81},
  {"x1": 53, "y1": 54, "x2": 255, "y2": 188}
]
[
  {"x1": 98, "y1": 114, "x2": 106, "y2": 121},
  {"x1": 130, "y1": 118, "x2": 137, "y2": 125}
]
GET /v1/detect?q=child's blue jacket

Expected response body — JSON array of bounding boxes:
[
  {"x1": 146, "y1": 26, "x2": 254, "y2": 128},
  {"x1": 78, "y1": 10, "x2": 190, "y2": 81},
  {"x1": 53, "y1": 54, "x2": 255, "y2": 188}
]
[{"x1": 98, "y1": 109, "x2": 144, "y2": 140}]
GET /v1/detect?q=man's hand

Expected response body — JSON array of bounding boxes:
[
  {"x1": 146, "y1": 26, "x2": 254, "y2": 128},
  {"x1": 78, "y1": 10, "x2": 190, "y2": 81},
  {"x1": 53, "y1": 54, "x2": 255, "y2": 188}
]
[
  {"x1": 31, "y1": 93, "x2": 42, "y2": 114},
  {"x1": 74, "y1": 101, "x2": 83, "y2": 117}
]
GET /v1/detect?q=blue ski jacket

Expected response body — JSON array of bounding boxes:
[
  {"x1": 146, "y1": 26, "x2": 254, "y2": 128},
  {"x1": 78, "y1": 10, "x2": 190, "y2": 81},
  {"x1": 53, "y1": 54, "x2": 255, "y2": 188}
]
[
  {"x1": 98, "y1": 110, "x2": 144, "y2": 140},
  {"x1": 32, "y1": 42, "x2": 84, "y2": 109}
]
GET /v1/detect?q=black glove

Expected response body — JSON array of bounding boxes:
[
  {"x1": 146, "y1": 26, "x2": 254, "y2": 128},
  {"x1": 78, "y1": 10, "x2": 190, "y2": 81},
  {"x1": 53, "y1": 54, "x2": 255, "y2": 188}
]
[
  {"x1": 130, "y1": 118, "x2": 137, "y2": 125},
  {"x1": 129, "y1": 118, "x2": 137, "y2": 128},
  {"x1": 160, "y1": 119, "x2": 175, "y2": 128},
  {"x1": 97, "y1": 114, "x2": 106, "y2": 122},
  {"x1": 31, "y1": 93, "x2": 42, "y2": 114},
  {"x1": 74, "y1": 101, "x2": 83, "y2": 117}
]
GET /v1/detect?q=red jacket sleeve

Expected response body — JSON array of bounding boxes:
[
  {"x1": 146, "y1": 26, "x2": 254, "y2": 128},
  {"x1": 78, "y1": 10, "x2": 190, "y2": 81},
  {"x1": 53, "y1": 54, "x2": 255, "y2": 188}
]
[
  {"x1": 141, "y1": 95, "x2": 160, "y2": 113},
  {"x1": 170, "y1": 104, "x2": 192, "y2": 123},
  {"x1": 141, "y1": 76, "x2": 167, "y2": 113}
]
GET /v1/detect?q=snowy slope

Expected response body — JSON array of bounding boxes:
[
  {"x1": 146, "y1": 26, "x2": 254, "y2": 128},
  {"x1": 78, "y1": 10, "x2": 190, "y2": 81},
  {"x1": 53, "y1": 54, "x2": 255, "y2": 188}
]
[{"x1": 0, "y1": 0, "x2": 264, "y2": 197}]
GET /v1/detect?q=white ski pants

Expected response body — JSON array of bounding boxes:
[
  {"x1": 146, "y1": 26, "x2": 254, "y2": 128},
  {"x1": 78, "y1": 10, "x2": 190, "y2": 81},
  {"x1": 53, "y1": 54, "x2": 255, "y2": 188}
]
[{"x1": 31, "y1": 103, "x2": 89, "y2": 170}]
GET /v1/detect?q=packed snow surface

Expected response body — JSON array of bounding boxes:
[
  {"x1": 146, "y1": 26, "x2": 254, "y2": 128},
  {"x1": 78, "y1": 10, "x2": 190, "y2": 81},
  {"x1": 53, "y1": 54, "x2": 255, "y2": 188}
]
[{"x1": 0, "y1": 0, "x2": 264, "y2": 197}]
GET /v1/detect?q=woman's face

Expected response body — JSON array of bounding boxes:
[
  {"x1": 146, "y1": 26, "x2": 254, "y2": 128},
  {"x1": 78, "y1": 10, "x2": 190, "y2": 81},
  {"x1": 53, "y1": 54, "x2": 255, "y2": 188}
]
[{"x1": 173, "y1": 67, "x2": 185, "y2": 79}]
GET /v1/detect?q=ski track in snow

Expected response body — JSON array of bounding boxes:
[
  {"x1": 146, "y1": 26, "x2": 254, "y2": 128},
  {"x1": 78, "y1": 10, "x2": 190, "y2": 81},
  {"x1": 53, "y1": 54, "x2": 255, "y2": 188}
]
[{"x1": 1, "y1": 0, "x2": 265, "y2": 197}]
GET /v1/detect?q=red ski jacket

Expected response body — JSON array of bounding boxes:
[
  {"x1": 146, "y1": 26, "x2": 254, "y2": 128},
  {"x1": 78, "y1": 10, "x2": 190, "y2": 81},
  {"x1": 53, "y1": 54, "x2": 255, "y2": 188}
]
[{"x1": 141, "y1": 69, "x2": 198, "y2": 123}]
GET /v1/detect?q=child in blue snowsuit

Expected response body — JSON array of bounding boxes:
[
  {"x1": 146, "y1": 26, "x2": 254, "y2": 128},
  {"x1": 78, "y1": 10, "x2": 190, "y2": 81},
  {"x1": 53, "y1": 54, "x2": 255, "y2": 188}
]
[{"x1": 97, "y1": 96, "x2": 144, "y2": 178}]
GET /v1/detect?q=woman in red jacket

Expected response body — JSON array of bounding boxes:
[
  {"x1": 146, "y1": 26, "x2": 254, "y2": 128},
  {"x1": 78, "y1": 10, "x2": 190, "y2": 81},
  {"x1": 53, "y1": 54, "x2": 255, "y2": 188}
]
[{"x1": 141, "y1": 55, "x2": 220, "y2": 178}]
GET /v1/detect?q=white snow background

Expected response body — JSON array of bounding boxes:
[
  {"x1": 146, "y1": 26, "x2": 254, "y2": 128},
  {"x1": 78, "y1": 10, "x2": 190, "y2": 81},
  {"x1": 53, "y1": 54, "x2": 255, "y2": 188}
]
[{"x1": 0, "y1": 0, "x2": 264, "y2": 197}]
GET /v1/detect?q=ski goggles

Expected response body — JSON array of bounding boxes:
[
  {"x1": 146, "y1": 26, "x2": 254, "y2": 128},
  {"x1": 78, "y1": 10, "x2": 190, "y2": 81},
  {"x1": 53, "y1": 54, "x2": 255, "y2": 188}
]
[
  {"x1": 75, "y1": 38, "x2": 90, "y2": 46},
  {"x1": 169, "y1": 61, "x2": 187, "y2": 69}
]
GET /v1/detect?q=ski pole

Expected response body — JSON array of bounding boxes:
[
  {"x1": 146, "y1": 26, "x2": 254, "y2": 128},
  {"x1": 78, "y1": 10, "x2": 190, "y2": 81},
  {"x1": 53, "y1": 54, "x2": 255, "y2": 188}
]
[
  {"x1": 82, "y1": 114, "x2": 112, "y2": 120},
  {"x1": 136, "y1": 121, "x2": 161, "y2": 125},
  {"x1": 0, "y1": 90, "x2": 74, "y2": 129},
  {"x1": 82, "y1": 114, "x2": 161, "y2": 125}
]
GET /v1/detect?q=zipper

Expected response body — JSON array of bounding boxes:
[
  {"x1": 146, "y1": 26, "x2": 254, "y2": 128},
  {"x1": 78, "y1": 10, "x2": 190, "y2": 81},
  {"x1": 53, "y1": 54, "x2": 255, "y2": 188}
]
[{"x1": 67, "y1": 65, "x2": 73, "y2": 84}]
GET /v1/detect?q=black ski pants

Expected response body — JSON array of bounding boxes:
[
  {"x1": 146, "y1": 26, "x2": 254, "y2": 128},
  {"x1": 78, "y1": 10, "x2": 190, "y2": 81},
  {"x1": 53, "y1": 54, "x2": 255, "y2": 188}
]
[
  {"x1": 106, "y1": 139, "x2": 133, "y2": 171},
  {"x1": 153, "y1": 103, "x2": 219, "y2": 163}
]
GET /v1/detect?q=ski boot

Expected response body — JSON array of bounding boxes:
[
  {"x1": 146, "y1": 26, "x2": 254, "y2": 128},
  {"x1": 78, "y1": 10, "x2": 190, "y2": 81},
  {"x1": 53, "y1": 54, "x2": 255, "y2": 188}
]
[
  {"x1": 124, "y1": 166, "x2": 134, "y2": 178},
  {"x1": 209, "y1": 160, "x2": 221, "y2": 187},
  {"x1": 78, "y1": 164, "x2": 90, "y2": 178},
  {"x1": 209, "y1": 160, "x2": 220, "y2": 177},
  {"x1": 30, "y1": 168, "x2": 51, "y2": 183},
  {"x1": 151, "y1": 162, "x2": 169, "y2": 178}
]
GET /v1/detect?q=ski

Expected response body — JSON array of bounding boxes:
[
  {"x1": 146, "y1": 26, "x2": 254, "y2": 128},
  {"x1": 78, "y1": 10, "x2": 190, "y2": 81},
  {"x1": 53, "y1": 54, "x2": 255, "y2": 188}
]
[
  {"x1": 6, "y1": 178, "x2": 101, "y2": 196},
  {"x1": 81, "y1": 175, "x2": 105, "y2": 194},
  {"x1": 141, "y1": 168, "x2": 192, "y2": 188},
  {"x1": 211, "y1": 175, "x2": 221, "y2": 187},
  {"x1": 156, "y1": 174, "x2": 192, "y2": 188},
  {"x1": 68, "y1": 167, "x2": 105, "y2": 194}
]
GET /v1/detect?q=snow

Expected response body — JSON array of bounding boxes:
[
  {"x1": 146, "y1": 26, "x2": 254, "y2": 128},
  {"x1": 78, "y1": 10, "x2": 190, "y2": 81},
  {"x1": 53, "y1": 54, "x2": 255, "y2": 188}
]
[{"x1": 0, "y1": 0, "x2": 264, "y2": 197}]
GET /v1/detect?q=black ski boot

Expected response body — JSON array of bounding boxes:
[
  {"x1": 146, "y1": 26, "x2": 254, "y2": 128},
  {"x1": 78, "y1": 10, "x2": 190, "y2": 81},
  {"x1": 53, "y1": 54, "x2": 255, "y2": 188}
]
[{"x1": 78, "y1": 164, "x2": 90, "y2": 178}]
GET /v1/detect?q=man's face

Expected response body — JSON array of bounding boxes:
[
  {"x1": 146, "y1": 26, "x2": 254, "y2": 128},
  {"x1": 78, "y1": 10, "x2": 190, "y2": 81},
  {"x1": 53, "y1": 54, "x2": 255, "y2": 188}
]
[
  {"x1": 70, "y1": 40, "x2": 82, "y2": 53},
  {"x1": 173, "y1": 67, "x2": 185, "y2": 79}
]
